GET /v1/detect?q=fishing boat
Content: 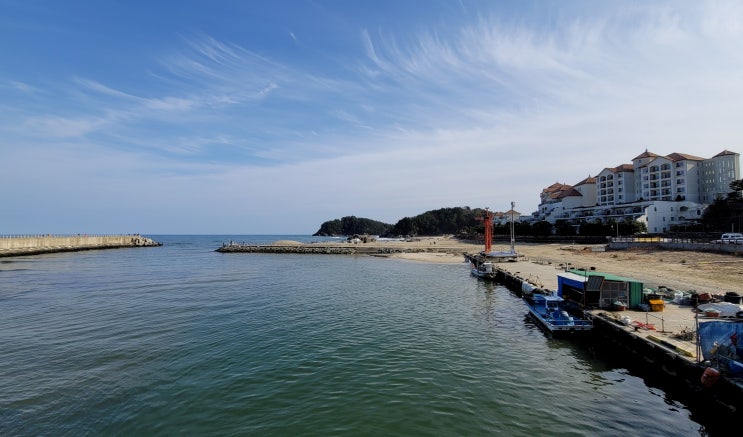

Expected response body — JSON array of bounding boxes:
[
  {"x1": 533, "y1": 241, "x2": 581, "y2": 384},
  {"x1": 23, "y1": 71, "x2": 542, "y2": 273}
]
[
  {"x1": 524, "y1": 292, "x2": 592, "y2": 335},
  {"x1": 471, "y1": 262, "x2": 496, "y2": 280}
]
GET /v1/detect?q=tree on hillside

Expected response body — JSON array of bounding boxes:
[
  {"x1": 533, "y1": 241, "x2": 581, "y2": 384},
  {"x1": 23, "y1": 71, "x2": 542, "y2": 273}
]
[
  {"x1": 531, "y1": 221, "x2": 553, "y2": 237},
  {"x1": 579, "y1": 220, "x2": 609, "y2": 236},
  {"x1": 382, "y1": 207, "x2": 481, "y2": 237},
  {"x1": 730, "y1": 179, "x2": 743, "y2": 199},
  {"x1": 702, "y1": 196, "x2": 743, "y2": 232},
  {"x1": 555, "y1": 220, "x2": 576, "y2": 236}
]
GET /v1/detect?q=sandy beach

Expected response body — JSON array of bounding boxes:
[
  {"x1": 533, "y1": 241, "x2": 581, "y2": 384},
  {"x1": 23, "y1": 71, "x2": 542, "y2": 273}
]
[{"x1": 381, "y1": 236, "x2": 743, "y2": 295}]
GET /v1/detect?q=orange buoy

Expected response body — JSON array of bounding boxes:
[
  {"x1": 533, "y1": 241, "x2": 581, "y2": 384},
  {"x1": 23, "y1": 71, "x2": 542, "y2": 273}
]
[{"x1": 701, "y1": 367, "x2": 720, "y2": 387}]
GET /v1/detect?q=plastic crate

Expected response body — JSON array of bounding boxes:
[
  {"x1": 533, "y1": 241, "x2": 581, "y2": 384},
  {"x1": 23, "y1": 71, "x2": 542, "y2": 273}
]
[{"x1": 648, "y1": 299, "x2": 664, "y2": 312}]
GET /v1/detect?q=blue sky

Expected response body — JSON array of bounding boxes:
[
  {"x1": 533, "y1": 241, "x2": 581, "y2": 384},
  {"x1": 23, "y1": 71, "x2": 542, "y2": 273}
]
[{"x1": 1, "y1": 0, "x2": 742, "y2": 234}]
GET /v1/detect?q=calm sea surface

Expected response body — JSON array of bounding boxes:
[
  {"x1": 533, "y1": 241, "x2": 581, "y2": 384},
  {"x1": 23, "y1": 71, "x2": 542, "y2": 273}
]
[{"x1": 0, "y1": 235, "x2": 707, "y2": 436}]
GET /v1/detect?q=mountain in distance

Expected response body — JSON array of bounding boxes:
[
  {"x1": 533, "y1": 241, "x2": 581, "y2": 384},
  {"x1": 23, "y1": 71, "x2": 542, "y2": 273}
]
[{"x1": 312, "y1": 216, "x2": 393, "y2": 236}]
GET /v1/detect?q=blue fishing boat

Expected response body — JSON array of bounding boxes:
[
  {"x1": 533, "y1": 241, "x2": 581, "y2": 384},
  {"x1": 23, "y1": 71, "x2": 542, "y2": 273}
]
[{"x1": 524, "y1": 292, "x2": 592, "y2": 335}]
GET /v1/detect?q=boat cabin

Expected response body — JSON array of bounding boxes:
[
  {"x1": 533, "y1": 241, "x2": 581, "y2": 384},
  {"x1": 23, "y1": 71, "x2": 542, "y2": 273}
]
[{"x1": 529, "y1": 293, "x2": 563, "y2": 314}]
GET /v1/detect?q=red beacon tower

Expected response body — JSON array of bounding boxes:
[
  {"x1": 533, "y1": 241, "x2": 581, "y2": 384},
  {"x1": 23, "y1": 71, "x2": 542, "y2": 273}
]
[{"x1": 476, "y1": 208, "x2": 494, "y2": 254}]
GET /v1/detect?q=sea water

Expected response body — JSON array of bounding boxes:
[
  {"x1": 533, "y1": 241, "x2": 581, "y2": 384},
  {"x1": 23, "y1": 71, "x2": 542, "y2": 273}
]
[{"x1": 0, "y1": 235, "x2": 707, "y2": 436}]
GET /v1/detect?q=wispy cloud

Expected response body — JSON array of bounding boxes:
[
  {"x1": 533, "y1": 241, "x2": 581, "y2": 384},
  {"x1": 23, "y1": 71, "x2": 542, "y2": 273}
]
[
  {"x1": 2, "y1": 1, "x2": 742, "y2": 233},
  {"x1": 9, "y1": 80, "x2": 41, "y2": 93}
]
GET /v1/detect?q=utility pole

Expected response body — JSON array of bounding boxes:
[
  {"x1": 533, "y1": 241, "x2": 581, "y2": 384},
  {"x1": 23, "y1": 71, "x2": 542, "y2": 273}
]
[{"x1": 510, "y1": 201, "x2": 516, "y2": 253}]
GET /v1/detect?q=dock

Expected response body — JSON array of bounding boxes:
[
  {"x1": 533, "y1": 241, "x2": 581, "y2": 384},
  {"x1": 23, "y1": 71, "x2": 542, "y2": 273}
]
[
  {"x1": 465, "y1": 251, "x2": 700, "y2": 349},
  {"x1": 465, "y1": 250, "x2": 743, "y2": 416}
]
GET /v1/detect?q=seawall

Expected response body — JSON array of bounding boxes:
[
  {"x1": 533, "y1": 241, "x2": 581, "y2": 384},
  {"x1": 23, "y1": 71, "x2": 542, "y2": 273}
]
[
  {"x1": 0, "y1": 235, "x2": 161, "y2": 257},
  {"x1": 477, "y1": 257, "x2": 743, "y2": 419},
  {"x1": 609, "y1": 238, "x2": 743, "y2": 255}
]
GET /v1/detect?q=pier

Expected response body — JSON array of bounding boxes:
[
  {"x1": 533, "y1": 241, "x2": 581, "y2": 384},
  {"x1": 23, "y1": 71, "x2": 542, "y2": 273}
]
[
  {"x1": 0, "y1": 234, "x2": 161, "y2": 257},
  {"x1": 465, "y1": 250, "x2": 743, "y2": 417}
]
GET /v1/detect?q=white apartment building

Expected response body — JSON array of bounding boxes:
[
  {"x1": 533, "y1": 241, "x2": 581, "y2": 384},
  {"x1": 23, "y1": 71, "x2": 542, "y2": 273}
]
[
  {"x1": 597, "y1": 164, "x2": 635, "y2": 206},
  {"x1": 531, "y1": 149, "x2": 741, "y2": 233},
  {"x1": 700, "y1": 150, "x2": 740, "y2": 203}
]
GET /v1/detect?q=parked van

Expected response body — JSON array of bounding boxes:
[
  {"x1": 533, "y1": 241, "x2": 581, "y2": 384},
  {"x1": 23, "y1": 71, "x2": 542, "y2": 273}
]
[{"x1": 712, "y1": 233, "x2": 743, "y2": 244}]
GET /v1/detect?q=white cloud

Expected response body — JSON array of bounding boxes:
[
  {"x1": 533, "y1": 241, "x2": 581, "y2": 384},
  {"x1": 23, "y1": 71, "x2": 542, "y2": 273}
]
[
  {"x1": 2, "y1": 1, "x2": 742, "y2": 233},
  {"x1": 9, "y1": 80, "x2": 41, "y2": 93}
]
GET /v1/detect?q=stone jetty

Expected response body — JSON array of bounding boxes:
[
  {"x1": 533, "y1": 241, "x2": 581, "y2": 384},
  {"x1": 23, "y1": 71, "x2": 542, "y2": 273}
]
[
  {"x1": 216, "y1": 241, "x2": 464, "y2": 256},
  {"x1": 0, "y1": 234, "x2": 161, "y2": 257}
]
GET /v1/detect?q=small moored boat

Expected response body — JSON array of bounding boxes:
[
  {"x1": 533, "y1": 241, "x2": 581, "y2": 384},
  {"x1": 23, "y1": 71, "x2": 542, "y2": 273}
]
[
  {"x1": 524, "y1": 292, "x2": 592, "y2": 335},
  {"x1": 471, "y1": 262, "x2": 497, "y2": 280}
]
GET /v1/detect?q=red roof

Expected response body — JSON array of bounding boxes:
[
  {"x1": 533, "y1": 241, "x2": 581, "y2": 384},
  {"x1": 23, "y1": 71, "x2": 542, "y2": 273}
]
[
  {"x1": 555, "y1": 188, "x2": 582, "y2": 199},
  {"x1": 574, "y1": 176, "x2": 596, "y2": 186},
  {"x1": 713, "y1": 149, "x2": 739, "y2": 158},
  {"x1": 542, "y1": 182, "x2": 571, "y2": 194},
  {"x1": 666, "y1": 152, "x2": 704, "y2": 162},
  {"x1": 632, "y1": 150, "x2": 659, "y2": 160}
]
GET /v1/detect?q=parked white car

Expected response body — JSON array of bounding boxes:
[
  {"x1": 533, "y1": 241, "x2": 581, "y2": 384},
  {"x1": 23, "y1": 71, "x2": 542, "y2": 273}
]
[{"x1": 712, "y1": 233, "x2": 743, "y2": 244}]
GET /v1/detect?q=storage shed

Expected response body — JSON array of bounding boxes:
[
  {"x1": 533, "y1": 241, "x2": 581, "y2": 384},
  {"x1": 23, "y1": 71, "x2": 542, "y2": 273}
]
[{"x1": 558, "y1": 269, "x2": 644, "y2": 309}]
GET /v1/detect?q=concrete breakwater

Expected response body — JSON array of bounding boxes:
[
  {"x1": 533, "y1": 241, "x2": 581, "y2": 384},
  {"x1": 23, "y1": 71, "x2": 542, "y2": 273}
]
[{"x1": 0, "y1": 234, "x2": 161, "y2": 257}]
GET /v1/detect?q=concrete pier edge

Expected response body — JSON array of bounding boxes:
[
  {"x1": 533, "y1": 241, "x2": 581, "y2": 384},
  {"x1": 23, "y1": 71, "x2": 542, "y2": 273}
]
[{"x1": 471, "y1": 254, "x2": 743, "y2": 418}]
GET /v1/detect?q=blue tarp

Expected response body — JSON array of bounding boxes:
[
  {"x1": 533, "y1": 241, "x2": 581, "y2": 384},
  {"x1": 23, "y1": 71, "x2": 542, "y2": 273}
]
[{"x1": 698, "y1": 321, "x2": 743, "y2": 361}]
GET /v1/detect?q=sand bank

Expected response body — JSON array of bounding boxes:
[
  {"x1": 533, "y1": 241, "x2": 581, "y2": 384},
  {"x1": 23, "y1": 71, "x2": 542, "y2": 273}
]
[{"x1": 387, "y1": 237, "x2": 743, "y2": 294}]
